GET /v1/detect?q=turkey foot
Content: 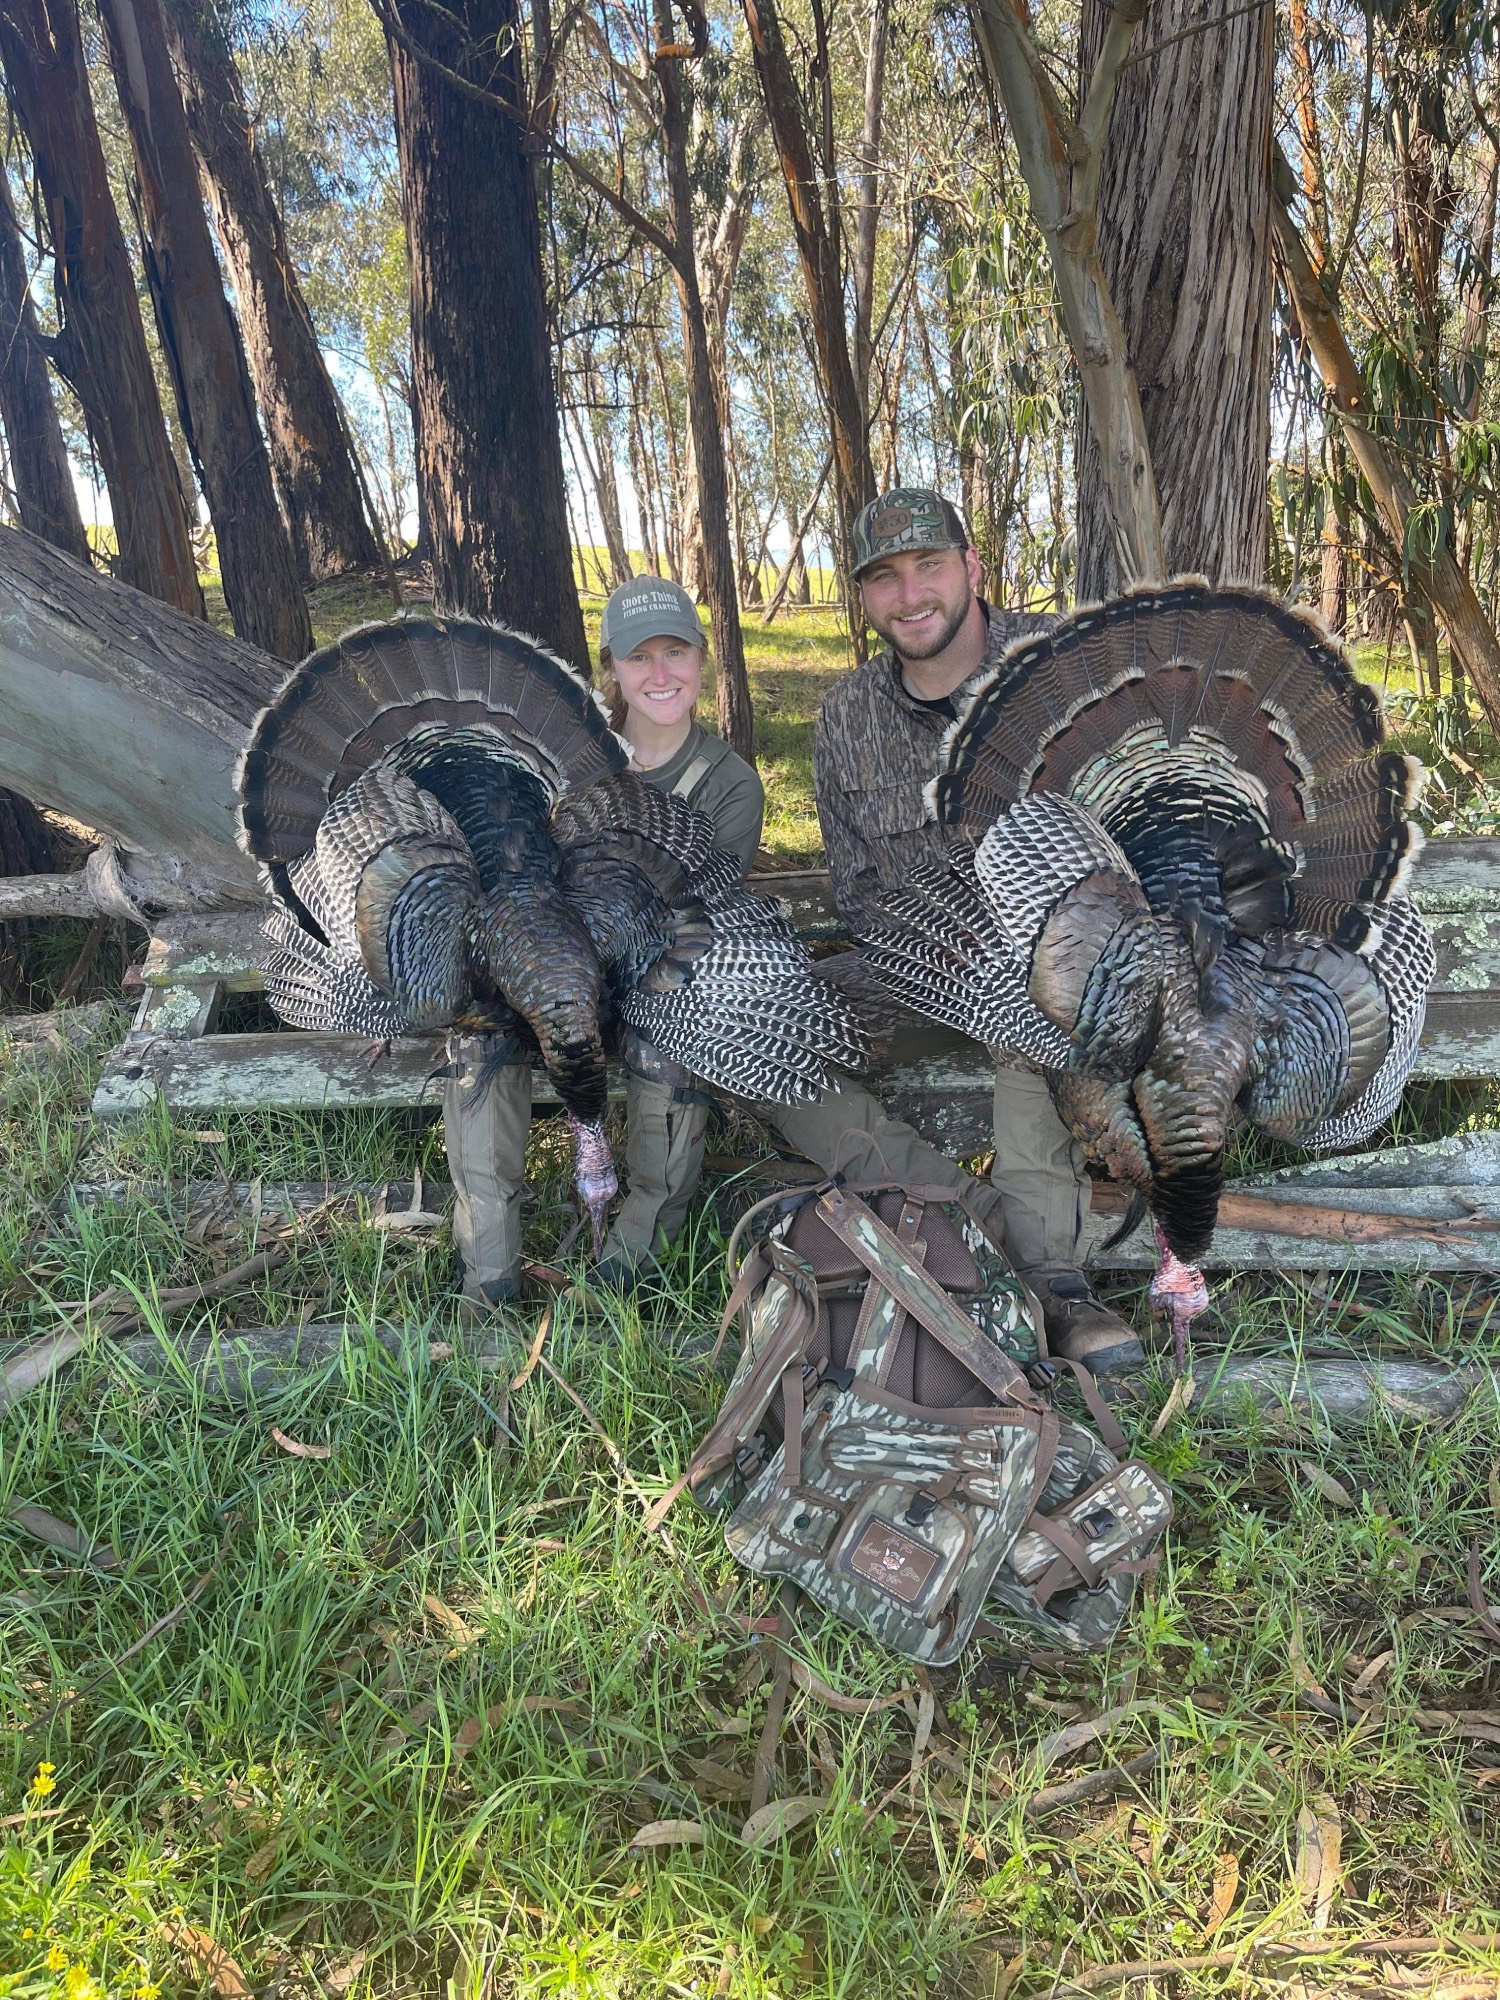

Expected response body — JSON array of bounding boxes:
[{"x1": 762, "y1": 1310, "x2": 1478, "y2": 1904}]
[
  {"x1": 568, "y1": 1114, "x2": 619, "y2": 1256},
  {"x1": 1148, "y1": 1228, "x2": 1208, "y2": 1374},
  {"x1": 363, "y1": 1037, "x2": 392, "y2": 1068}
]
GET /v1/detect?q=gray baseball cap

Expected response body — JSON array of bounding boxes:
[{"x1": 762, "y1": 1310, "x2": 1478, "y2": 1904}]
[
  {"x1": 849, "y1": 487, "x2": 968, "y2": 577},
  {"x1": 600, "y1": 575, "x2": 706, "y2": 659}
]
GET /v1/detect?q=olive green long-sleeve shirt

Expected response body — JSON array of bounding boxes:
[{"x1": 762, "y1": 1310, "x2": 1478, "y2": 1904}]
[
  {"x1": 638, "y1": 720, "x2": 764, "y2": 874},
  {"x1": 813, "y1": 603, "x2": 1055, "y2": 931}
]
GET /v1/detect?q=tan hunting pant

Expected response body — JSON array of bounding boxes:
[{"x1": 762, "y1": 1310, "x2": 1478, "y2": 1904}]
[
  {"x1": 754, "y1": 1064, "x2": 1089, "y2": 1276},
  {"x1": 442, "y1": 1037, "x2": 710, "y2": 1295}
]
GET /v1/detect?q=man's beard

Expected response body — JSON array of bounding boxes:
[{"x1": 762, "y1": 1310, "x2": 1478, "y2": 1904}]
[{"x1": 871, "y1": 592, "x2": 971, "y2": 664}]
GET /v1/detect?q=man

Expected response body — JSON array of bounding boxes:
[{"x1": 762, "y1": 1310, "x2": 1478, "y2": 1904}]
[{"x1": 809, "y1": 487, "x2": 1143, "y2": 1376}]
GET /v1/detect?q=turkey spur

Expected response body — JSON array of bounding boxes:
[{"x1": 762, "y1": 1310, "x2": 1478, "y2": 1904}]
[
  {"x1": 237, "y1": 616, "x2": 865, "y2": 1249},
  {"x1": 859, "y1": 580, "x2": 1435, "y2": 1367}
]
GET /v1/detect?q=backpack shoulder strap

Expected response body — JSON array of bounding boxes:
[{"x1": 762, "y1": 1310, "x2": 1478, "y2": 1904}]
[{"x1": 815, "y1": 1186, "x2": 1043, "y2": 1410}]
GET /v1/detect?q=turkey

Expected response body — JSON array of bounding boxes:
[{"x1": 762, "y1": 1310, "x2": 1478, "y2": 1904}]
[
  {"x1": 858, "y1": 580, "x2": 1436, "y2": 1368},
  {"x1": 237, "y1": 616, "x2": 866, "y2": 1249}
]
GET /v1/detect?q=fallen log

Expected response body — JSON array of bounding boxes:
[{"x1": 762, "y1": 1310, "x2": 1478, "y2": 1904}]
[
  {"x1": 0, "y1": 848, "x2": 252, "y2": 919},
  {"x1": 0, "y1": 525, "x2": 276, "y2": 899},
  {"x1": 79, "y1": 1313, "x2": 1500, "y2": 1428},
  {"x1": 1192, "y1": 1355, "x2": 1500, "y2": 1426}
]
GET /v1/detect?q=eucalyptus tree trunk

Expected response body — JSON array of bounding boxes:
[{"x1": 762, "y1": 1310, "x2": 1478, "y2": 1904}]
[
  {"x1": 852, "y1": 0, "x2": 888, "y2": 408},
  {"x1": 0, "y1": 170, "x2": 79, "y2": 937},
  {"x1": 655, "y1": 15, "x2": 755, "y2": 761},
  {"x1": 0, "y1": 0, "x2": 202, "y2": 615},
  {"x1": 384, "y1": 0, "x2": 586, "y2": 661},
  {"x1": 1075, "y1": 0, "x2": 1275, "y2": 597},
  {"x1": 0, "y1": 171, "x2": 89, "y2": 565},
  {"x1": 741, "y1": 0, "x2": 874, "y2": 653},
  {"x1": 162, "y1": 0, "x2": 383, "y2": 583},
  {"x1": 96, "y1": 0, "x2": 313, "y2": 660}
]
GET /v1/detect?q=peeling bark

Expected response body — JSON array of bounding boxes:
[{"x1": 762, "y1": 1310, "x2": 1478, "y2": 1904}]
[
  {"x1": 1076, "y1": 0, "x2": 1275, "y2": 595},
  {"x1": 96, "y1": 0, "x2": 312, "y2": 661},
  {"x1": 1272, "y1": 151, "x2": 1500, "y2": 731},
  {"x1": 0, "y1": 170, "x2": 89, "y2": 565},
  {"x1": 741, "y1": 0, "x2": 874, "y2": 647},
  {"x1": 0, "y1": 0, "x2": 203, "y2": 615},
  {"x1": 970, "y1": 0, "x2": 1165, "y2": 585},
  {"x1": 384, "y1": 0, "x2": 586, "y2": 662},
  {"x1": 162, "y1": 0, "x2": 383, "y2": 584}
]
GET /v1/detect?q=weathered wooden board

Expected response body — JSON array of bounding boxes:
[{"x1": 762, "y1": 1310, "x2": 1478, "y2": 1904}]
[
  {"x1": 94, "y1": 1032, "x2": 484, "y2": 1116},
  {"x1": 68, "y1": 1179, "x2": 454, "y2": 1226}
]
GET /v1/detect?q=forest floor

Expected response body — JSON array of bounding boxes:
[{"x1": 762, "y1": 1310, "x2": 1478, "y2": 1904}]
[{"x1": 1, "y1": 573, "x2": 1497, "y2": 1997}]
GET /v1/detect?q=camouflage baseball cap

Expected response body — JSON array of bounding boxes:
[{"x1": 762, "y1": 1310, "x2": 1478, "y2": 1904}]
[{"x1": 849, "y1": 487, "x2": 968, "y2": 577}]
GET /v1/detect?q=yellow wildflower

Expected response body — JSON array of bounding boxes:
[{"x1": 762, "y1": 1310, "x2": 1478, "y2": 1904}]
[
  {"x1": 30, "y1": 1761, "x2": 57, "y2": 1800},
  {"x1": 63, "y1": 1967, "x2": 99, "y2": 2000},
  {"x1": 133, "y1": 1987, "x2": 160, "y2": 2000},
  {"x1": 45, "y1": 1945, "x2": 68, "y2": 1970},
  {"x1": 22, "y1": 1927, "x2": 35, "y2": 1939}
]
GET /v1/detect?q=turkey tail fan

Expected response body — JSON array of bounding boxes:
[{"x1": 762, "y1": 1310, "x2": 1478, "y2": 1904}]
[
  {"x1": 931, "y1": 581, "x2": 1387, "y2": 852},
  {"x1": 1304, "y1": 897, "x2": 1436, "y2": 1150},
  {"x1": 238, "y1": 616, "x2": 625, "y2": 893},
  {"x1": 1291, "y1": 753, "x2": 1426, "y2": 945}
]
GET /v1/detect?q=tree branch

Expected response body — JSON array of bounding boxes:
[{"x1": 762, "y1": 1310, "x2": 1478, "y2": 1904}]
[{"x1": 371, "y1": 0, "x2": 681, "y2": 266}]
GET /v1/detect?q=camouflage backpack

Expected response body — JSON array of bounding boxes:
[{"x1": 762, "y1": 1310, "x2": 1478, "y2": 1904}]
[{"x1": 667, "y1": 1182, "x2": 1172, "y2": 1666}]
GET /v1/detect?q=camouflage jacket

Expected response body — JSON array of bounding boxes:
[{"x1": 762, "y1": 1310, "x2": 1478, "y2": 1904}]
[{"x1": 813, "y1": 603, "x2": 1057, "y2": 931}]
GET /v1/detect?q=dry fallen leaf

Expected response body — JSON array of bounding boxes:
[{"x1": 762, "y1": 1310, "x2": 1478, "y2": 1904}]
[
  {"x1": 629, "y1": 1818, "x2": 705, "y2": 1850},
  {"x1": 164, "y1": 1921, "x2": 252, "y2": 1999},
  {"x1": 7, "y1": 1500, "x2": 121, "y2": 1568},
  {"x1": 511, "y1": 1308, "x2": 552, "y2": 1390},
  {"x1": 688, "y1": 1756, "x2": 754, "y2": 1801},
  {"x1": 786, "y1": 1658, "x2": 910, "y2": 1716},
  {"x1": 322, "y1": 1947, "x2": 367, "y2": 1995},
  {"x1": 1295, "y1": 1459, "x2": 1358, "y2": 1508},
  {"x1": 423, "y1": 1594, "x2": 478, "y2": 1646},
  {"x1": 190, "y1": 1130, "x2": 228, "y2": 1144},
  {"x1": 1294, "y1": 1796, "x2": 1342, "y2": 1930},
  {"x1": 1351, "y1": 1648, "x2": 1395, "y2": 1695},
  {"x1": 244, "y1": 1835, "x2": 279, "y2": 1884},
  {"x1": 1148, "y1": 1372, "x2": 1196, "y2": 1439},
  {"x1": 739, "y1": 1795, "x2": 827, "y2": 1846},
  {"x1": 269, "y1": 1426, "x2": 332, "y2": 1461},
  {"x1": 1037, "y1": 1698, "x2": 1163, "y2": 1772},
  {"x1": 1201, "y1": 1850, "x2": 1239, "y2": 1939},
  {"x1": 451, "y1": 1695, "x2": 582, "y2": 1764}
]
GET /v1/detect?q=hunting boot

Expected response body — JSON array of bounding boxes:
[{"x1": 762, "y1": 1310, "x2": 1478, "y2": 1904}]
[
  {"x1": 595, "y1": 1068, "x2": 711, "y2": 1292},
  {"x1": 443, "y1": 1034, "x2": 531, "y2": 1317},
  {"x1": 991, "y1": 1065, "x2": 1145, "y2": 1377}
]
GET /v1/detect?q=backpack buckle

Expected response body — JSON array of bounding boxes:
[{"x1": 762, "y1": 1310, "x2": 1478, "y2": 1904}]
[{"x1": 1026, "y1": 1359, "x2": 1058, "y2": 1392}]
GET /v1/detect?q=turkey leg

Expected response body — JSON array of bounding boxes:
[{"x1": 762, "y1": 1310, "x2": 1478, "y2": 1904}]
[{"x1": 1147, "y1": 1226, "x2": 1209, "y2": 1373}]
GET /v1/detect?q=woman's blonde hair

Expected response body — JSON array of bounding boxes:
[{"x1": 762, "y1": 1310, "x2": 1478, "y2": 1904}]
[{"x1": 596, "y1": 636, "x2": 710, "y2": 736}]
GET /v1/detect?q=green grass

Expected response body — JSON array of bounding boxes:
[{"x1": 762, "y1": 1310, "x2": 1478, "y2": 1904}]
[{"x1": 3, "y1": 1018, "x2": 1500, "y2": 1998}]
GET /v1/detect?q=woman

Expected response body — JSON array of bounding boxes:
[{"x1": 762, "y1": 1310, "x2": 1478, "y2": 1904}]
[{"x1": 445, "y1": 577, "x2": 764, "y2": 1308}]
